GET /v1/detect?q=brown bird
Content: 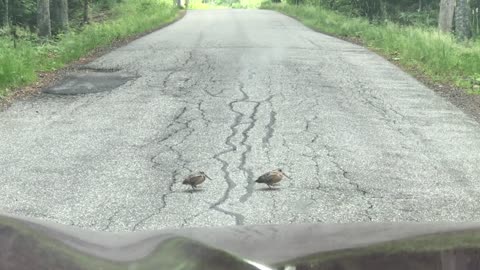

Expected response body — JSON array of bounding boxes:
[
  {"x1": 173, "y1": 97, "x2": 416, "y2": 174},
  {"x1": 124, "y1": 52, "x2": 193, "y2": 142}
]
[
  {"x1": 182, "y1": 171, "x2": 211, "y2": 189},
  {"x1": 255, "y1": 169, "x2": 289, "y2": 189}
]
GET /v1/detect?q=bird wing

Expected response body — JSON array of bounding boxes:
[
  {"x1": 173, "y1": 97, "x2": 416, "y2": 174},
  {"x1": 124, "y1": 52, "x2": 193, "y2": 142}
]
[
  {"x1": 256, "y1": 172, "x2": 272, "y2": 183},
  {"x1": 183, "y1": 173, "x2": 199, "y2": 184}
]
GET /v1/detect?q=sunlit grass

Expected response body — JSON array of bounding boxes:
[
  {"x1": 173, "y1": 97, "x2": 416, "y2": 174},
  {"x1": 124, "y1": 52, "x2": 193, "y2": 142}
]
[
  {"x1": 187, "y1": 0, "x2": 229, "y2": 9},
  {"x1": 187, "y1": 0, "x2": 265, "y2": 9},
  {"x1": 0, "y1": 0, "x2": 179, "y2": 97},
  {"x1": 233, "y1": 0, "x2": 265, "y2": 8},
  {"x1": 262, "y1": 3, "x2": 480, "y2": 92}
]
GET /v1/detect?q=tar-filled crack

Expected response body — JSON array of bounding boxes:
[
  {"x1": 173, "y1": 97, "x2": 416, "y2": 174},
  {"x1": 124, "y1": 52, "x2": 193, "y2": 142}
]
[
  {"x1": 197, "y1": 100, "x2": 211, "y2": 128},
  {"x1": 209, "y1": 82, "x2": 248, "y2": 225},
  {"x1": 238, "y1": 99, "x2": 261, "y2": 203},
  {"x1": 262, "y1": 95, "x2": 277, "y2": 147},
  {"x1": 262, "y1": 75, "x2": 275, "y2": 164}
]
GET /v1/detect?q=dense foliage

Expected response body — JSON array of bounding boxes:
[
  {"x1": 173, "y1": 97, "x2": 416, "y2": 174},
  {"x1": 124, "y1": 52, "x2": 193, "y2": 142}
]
[
  {"x1": 0, "y1": 0, "x2": 126, "y2": 29},
  {"x1": 285, "y1": 0, "x2": 479, "y2": 33}
]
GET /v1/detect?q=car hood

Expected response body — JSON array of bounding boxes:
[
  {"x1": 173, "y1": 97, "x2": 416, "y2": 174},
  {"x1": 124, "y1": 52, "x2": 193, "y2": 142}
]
[{"x1": 1, "y1": 213, "x2": 480, "y2": 270}]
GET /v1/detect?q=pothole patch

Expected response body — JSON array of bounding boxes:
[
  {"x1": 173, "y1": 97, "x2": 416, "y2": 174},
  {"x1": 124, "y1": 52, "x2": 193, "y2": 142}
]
[{"x1": 43, "y1": 68, "x2": 136, "y2": 95}]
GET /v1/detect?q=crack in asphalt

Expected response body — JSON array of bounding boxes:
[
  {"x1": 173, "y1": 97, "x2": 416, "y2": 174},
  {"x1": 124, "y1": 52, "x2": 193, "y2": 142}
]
[
  {"x1": 350, "y1": 77, "x2": 455, "y2": 200},
  {"x1": 200, "y1": 56, "x2": 226, "y2": 98},
  {"x1": 158, "y1": 51, "x2": 195, "y2": 98},
  {"x1": 209, "y1": 82, "x2": 248, "y2": 225},
  {"x1": 102, "y1": 209, "x2": 120, "y2": 231},
  {"x1": 132, "y1": 105, "x2": 196, "y2": 231},
  {"x1": 238, "y1": 95, "x2": 261, "y2": 203},
  {"x1": 154, "y1": 107, "x2": 188, "y2": 146},
  {"x1": 239, "y1": 94, "x2": 281, "y2": 203},
  {"x1": 262, "y1": 96, "x2": 277, "y2": 147},
  {"x1": 297, "y1": 101, "x2": 374, "y2": 220},
  {"x1": 324, "y1": 145, "x2": 373, "y2": 221},
  {"x1": 197, "y1": 100, "x2": 211, "y2": 128}
]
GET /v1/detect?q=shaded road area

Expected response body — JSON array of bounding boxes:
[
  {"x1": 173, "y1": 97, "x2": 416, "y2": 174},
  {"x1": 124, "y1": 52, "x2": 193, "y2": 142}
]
[{"x1": 1, "y1": 10, "x2": 480, "y2": 231}]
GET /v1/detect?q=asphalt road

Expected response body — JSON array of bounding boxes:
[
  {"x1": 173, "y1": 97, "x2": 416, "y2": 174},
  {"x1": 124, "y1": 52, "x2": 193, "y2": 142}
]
[{"x1": 2, "y1": 10, "x2": 480, "y2": 232}]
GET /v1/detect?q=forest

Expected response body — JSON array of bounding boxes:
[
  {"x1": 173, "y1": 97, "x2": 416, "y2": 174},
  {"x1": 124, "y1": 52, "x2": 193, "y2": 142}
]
[{"x1": 0, "y1": 0, "x2": 479, "y2": 97}]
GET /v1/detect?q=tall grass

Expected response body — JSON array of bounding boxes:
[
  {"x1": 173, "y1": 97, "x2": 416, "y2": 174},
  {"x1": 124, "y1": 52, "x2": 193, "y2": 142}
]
[
  {"x1": 0, "y1": 0, "x2": 179, "y2": 97},
  {"x1": 262, "y1": 3, "x2": 480, "y2": 91}
]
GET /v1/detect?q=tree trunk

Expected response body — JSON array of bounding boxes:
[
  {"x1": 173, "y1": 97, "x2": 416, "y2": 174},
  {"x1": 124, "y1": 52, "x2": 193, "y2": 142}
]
[
  {"x1": 2, "y1": 0, "x2": 8, "y2": 26},
  {"x1": 455, "y1": 0, "x2": 471, "y2": 40},
  {"x1": 83, "y1": 0, "x2": 89, "y2": 24},
  {"x1": 438, "y1": 0, "x2": 455, "y2": 33},
  {"x1": 52, "y1": 0, "x2": 68, "y2": 32},
  {"x1": 37, "y1": 0, "x2": 51, "y2": 38}
]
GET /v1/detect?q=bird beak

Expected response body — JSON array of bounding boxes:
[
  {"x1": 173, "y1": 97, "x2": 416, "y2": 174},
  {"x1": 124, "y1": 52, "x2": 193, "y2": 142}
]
[
  {"x1": 282, "y1": 172, "x2": 290, "y2": 179},
  {"x1": 205, "y1": 174, "x2": 212, "y2": 180}
]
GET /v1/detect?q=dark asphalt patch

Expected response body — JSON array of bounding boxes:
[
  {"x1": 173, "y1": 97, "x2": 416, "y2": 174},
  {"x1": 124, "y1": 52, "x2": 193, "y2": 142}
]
[{"x1": 43, "y1": 71, "x2": 136, "y2": 95}]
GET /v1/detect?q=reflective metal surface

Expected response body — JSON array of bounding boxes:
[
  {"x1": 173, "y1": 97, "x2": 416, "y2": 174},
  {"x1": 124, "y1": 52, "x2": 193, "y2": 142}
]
[{"x1": 1, "y1": 214, "x2": 480, "y2": 270}]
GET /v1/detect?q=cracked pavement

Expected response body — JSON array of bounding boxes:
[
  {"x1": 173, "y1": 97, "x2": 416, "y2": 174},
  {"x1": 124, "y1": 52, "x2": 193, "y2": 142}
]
[{"x1": 2, "y1": 10, "x2": 480, "y2": 232}]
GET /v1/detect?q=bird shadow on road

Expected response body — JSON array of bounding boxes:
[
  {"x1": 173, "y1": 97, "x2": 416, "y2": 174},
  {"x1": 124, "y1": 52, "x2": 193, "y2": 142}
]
[
  {"x1": 257, "y1": 187, "x2": 281, "y2": 192},
  {"x1": 180, "y1": 189, "x2": 205, "y2": 194}
]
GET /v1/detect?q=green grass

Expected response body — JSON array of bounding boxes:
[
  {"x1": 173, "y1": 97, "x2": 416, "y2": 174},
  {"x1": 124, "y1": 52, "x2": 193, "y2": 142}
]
[
  {"x1": 0, "y1": 0, "x2": 179, "y2": 98},
  {"x1": 262, "y1": 3, "x2": 480, "y2": 93}
]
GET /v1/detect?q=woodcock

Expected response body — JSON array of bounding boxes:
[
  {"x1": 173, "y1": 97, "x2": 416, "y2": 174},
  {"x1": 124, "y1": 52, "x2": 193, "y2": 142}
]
[
  {"x1": 182, "y1": 171, "x2": 211, "y2": 189},
  {"x1": 255, "y1": 169, "x2": 289, "y2": 189}
]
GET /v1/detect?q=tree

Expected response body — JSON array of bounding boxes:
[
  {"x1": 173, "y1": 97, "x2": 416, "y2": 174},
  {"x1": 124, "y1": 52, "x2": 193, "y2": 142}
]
[
  {"x1": 2, "y1": 0, "x2": 8, "y2": 26},
  {"x1": 455, "y1": 0, "x2": 471, "y2": 40},
  {"x1": 52, "y1": 0, "x2": 68, "y2": 32},
  {"x1": 37, "y1": 0, "x2": 51, "y2": 37},
  {"x1": 83, "y1": 0, "x2": 89, "y2": 24},
  {"x1": 438, "y1": 0, "x2": 455, "y2": 32}
]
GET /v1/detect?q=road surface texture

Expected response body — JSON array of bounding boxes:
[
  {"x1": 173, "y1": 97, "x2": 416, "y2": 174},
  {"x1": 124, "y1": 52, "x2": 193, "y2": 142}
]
[{"x1": 1, "y1": 10, "x2": 480, "y2": 232}]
